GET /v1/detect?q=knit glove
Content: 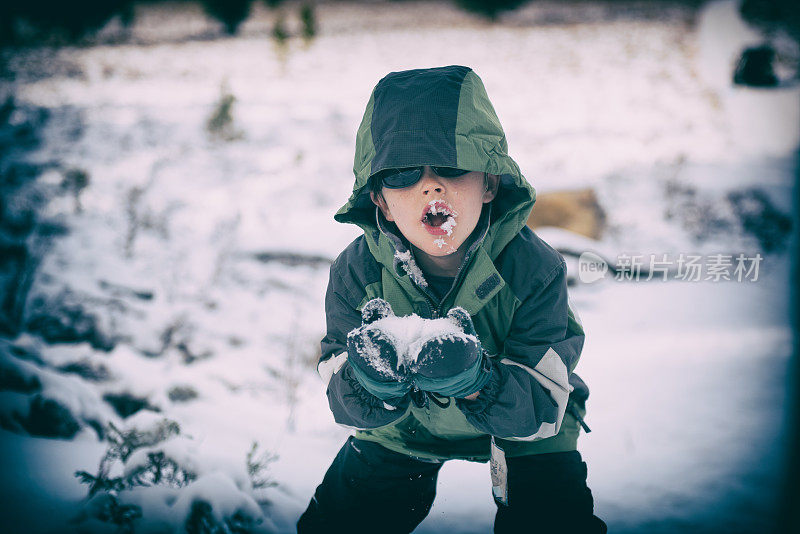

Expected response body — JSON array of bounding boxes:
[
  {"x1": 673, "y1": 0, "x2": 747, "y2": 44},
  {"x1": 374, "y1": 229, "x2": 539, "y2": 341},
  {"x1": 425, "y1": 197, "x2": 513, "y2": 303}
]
[
  {"x1": 411, "y1": 307, "x2": 491, "y2": 399},
  {"x1": 346, "y1": 298, "x2": 411, "y2": 401}
]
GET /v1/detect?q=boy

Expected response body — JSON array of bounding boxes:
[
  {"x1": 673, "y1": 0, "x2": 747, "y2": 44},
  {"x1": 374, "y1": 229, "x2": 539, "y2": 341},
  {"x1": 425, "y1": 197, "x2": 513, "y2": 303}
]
[{"x1": 298, "y1": 65, "x2": 606, "y2": 533}]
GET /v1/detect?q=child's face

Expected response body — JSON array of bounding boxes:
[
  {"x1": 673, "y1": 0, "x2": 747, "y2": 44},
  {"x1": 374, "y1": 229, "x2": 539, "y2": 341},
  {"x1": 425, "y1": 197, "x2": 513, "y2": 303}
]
[{"x1": 370, "y1": 167, "x2": 498, "y2": 257}]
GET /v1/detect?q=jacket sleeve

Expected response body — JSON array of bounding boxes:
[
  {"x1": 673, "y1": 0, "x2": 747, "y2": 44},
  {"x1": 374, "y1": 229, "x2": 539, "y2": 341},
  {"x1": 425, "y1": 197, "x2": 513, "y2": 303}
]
[
  {"x1": 318, "y1": 247, "x2": 410, "y2": 430},
  {"x1": 456, "y1": 259, "x2": 584, "y2": 440}
]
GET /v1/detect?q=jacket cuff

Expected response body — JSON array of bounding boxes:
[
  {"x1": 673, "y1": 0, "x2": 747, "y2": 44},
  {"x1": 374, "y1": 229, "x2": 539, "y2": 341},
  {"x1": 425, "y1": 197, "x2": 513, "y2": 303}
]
[
  {"x1": 455, "y1": 356, "x2": 502, "y2": 414},
  {"x1": 327, "y1": 362, "x2": 411, "y2": 430}
]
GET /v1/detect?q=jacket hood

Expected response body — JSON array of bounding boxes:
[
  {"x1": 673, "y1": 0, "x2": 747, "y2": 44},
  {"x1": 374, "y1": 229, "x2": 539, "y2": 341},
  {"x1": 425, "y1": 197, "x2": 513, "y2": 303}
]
[{"x1": 335, "y1": 65, "x2": 536, "y2": 261}]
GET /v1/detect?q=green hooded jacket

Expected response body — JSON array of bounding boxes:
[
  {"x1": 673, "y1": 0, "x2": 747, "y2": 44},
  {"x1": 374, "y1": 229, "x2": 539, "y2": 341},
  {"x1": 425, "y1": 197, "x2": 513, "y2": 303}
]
[{"x1": 319, "y1": 65, "x2": 590, "y2": 462}]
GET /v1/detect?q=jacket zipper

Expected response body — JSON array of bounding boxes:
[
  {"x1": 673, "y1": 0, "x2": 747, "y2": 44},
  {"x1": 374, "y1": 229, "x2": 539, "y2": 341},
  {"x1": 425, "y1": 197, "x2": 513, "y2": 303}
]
[{"x1": 434, "y1": 218, "x2": 491, "y2": 317}]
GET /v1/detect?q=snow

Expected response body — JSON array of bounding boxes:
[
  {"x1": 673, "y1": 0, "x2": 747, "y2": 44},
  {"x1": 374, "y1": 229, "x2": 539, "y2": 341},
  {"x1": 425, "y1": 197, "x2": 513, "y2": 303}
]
[
  {"x1": 351, "y1": 330, "x2": 402, "y2": 379},
  {"x1": 427, "y1": 200, "x2": 457, "y2": 217},
  {"x1": 395, "y1": 249, "x2": 429, "y2": 288},
  {"x1": 0, "y1": 0, "x2": 797, "y2": 532},
  {"x1": 0, "y1": 343, "x2": 116, "y2": 435},
  {"x1": 171, "y1": 472, "x2": 272, "y2": 532},
  {"x1": 426, "y1": 196, "x2": 458, "y2": 240},
  {"x1": 364, "y1": 312, "x2": 477, "y2": 369},
  {"x1": 440, "y1": 216, "x2": 457, "y2": 237}
]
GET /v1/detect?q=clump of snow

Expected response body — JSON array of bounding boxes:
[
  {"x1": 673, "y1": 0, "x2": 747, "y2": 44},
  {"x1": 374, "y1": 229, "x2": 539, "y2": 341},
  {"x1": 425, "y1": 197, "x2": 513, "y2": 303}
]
[
  {"x1": 350, "y1": 330, "x2": 403, "y2": 380},
  {"x1": 361, "y1": 298, "x2": 393, "y2": 324},
  {"x1": 365, "y1": 312, "x2": 478, "y2": 369},
  {"x1": 394, "y1": 250, "x2": 428, "y2": 288},
  {"x1": 440, "y1": 216, "x2": 457, "y2": 236}
]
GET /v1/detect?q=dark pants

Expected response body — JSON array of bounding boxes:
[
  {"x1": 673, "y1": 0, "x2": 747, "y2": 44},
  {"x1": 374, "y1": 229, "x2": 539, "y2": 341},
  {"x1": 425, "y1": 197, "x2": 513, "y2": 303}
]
[{"x1": 297, "y1": 436, "x2": 607, "y2": 533}]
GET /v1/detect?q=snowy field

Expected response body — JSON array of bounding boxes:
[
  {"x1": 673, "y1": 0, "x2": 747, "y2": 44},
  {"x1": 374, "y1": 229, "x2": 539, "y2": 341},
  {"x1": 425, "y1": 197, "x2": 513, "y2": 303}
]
[{"x1": 1, "y1": 0, "x2": 798, "y2": 532}]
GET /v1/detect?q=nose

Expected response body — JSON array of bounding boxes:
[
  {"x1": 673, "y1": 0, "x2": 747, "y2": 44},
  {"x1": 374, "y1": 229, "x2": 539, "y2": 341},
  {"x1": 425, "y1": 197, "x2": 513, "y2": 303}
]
[{"x1": 419, "y1": 166, "x2": 445, "y2": 195}]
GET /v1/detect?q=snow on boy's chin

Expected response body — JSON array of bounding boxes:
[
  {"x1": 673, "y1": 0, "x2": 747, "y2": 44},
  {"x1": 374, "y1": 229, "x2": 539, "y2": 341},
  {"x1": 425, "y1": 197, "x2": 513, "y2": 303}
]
[
  {"x1": 410, "y1": 235, "x2": 458, "y2": 257},
  {"x1": 431, "y1": 237, "x2": 458, "y2": 255}
]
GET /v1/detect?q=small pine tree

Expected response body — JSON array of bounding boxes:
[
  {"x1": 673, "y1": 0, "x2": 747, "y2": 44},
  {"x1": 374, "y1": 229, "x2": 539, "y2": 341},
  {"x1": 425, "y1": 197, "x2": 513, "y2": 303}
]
[
  {"x1": 74, "y1": 419, "x2": 195, "y2": 529},
  {"x1": 62, "y1": 168, "x2": 90, "y2": 214},
  {"x1": 300, "y1": 3, "x2": 317, "y2": 42},
  {"x1": 75, "y1": 420, "x2": 279, "y2": 531},
  {"x1": 272, "y1": 13, "x2": 290, "y2": 45},
  {"x1": 206, "y1": 83, "x2": 243, "y2": 142},
  {"x1": 246, "y1": 441, "x2": 279, "y2": 498}
]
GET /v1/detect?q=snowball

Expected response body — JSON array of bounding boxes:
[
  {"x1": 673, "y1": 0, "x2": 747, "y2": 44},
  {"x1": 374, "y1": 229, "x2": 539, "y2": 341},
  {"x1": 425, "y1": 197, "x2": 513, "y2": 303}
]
[{"x1": 365, "y1": 312, "x2": 478, "y2": 369}]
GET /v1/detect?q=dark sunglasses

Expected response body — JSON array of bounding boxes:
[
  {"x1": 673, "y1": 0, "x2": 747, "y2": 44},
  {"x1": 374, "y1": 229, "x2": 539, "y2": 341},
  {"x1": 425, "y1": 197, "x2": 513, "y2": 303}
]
[{"x1": 372, "y1": 166, "x2": 470, "y2": 189}]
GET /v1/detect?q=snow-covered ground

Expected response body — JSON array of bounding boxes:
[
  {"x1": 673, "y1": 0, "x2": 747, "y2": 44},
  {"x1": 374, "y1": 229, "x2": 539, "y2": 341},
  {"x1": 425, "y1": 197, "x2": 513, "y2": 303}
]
[{"x1": 1, "y1": 1, "x2": 797, "y2": 532}]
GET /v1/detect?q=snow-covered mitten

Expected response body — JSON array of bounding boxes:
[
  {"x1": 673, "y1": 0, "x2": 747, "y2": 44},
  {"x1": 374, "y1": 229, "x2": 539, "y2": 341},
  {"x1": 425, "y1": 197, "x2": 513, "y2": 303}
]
[
  {"x1": 346, "y1": 298, "x2": 411, "y2": 401},
  {"x1": 412, "y1": 307, "x2": 491, "y2": 398}
]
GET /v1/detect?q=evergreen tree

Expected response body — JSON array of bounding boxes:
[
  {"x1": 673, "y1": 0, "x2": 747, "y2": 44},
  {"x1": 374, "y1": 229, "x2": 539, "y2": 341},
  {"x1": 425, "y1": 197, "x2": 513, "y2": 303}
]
[
  {"x1": 300, "y1": 3, "x2": 317, "y2": 42},
  {"x1": 454, "y1": 0, "x2": 530, "y2": 20},
  {"x1": 202, "y1": 0, "x2": 252, "y2": 36}
]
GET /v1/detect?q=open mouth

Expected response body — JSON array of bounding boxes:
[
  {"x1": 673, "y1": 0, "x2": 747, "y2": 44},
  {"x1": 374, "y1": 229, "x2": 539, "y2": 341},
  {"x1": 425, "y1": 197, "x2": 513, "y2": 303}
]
[{"x1": 421, "y1": 200, "x2": 457, "y2": 236}]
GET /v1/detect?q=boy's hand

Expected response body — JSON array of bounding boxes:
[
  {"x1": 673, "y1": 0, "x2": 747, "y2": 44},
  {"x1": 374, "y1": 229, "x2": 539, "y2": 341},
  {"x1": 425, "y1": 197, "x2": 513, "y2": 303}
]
[
  {"x1": 411, "y1": 308, "x2": 491, "y2": 399},
  {"x1": 346, "y1": 299, "x2": 411, "y2": 401}
]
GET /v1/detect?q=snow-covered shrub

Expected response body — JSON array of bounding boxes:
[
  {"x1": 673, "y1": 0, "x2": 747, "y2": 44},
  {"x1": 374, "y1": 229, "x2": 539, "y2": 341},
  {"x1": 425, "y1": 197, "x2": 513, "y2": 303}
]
[
  {"x1": 206, "y1": 84, "x2": 244, "y2": 142},
  {"x1": 663, "y1": 181, "x2": 792, "y2": 252},
  {"x1": 0, "y1": 355, "x2": 42, "y2": 393},
  {"x1": 271, "y1": 14, "x2": 289, "y2": 46},
  {"x1": 0, "y1": 340, "x2": 113, "y2": 439},
  {"x1": 61, "y1": 167, "x2": 89, "y2": 215},
  {"x1": 103, "y1": 391, "x2": 159, "y2": 418},
  {"x1": 167, "y1": 385, "x2": 198, "y2": 403},
  {"x1": 75, "y1": 413, "x2": 275, "y2": 533},
  {"x1": 246, "y1": 441, "x2": 278, "y2": 494},
  {"x1": 20, "y1": 393, "x2": 82, "y2": 438},
  {"x1": 454, "y1": 0, "x2": 530, "y2": 20},
  {"x1": 727, "y1": 188, "x2": 792, "y2": 253},
  {"x1": 25, "y1": 289, "x2": 118, "y2": 351},
  {"x1": 75, "y1": 415, "x2": 183, "y2": 498},
  {"x1": 299, "y1": 3, "x2": 316, "y2": 42},
  {"x1": 176, "y1": 473, "x2": 266, "y2": 534},
  {"x1": 58, "y1": 358, "x2": 111, "y2": 382},
  {"x1": 202, "y1": 0, "x2": 252, "y2": 36}
]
